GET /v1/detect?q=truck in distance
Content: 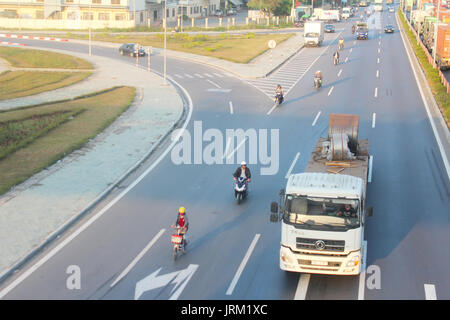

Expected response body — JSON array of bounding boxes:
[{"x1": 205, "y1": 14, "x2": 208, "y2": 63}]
[
  {"x1": 304, "y1": 21, "x2": 324, "y2": 47},
  {"x1": 270, "y1": 114, "x2": 373, "y2": 275},
  {"x1": 356, "y1": 22, "x2": 369, "y2": 39}
]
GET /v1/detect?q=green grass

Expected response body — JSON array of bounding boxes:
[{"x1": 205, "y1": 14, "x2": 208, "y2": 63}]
[
  {"x1": 0, "y1": 47, "x2": 94, "y2": 69},
  {"x1": 62, "y1": 32, "x2": 294, "y2": 63},
  {"x1": 398, "y1": 8, "x2": 450, "y2": 126},
  {"x1": 0, "y1": 86, "x2": 136, "y2": 195},
  {"x1": 0, "y1": 71, "x2": 92, "y2": 100}
]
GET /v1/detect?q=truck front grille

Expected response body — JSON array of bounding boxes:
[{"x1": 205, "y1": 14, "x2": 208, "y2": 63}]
[{"x1": 296, "y1": 237, "x2": 345, "y2": 252}]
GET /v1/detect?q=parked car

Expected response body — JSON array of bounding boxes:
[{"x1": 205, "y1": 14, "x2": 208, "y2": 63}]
[
  {"x1": 384, "y1": 24, "x2": 395, "y2": 33},
  {"x1": 324, "y1": 24, "x2": 335, "y2": 33},
  {"x1": 227, "y1": 8, "x2": 237, "y2": 15},
  {"x1": 215, "y1": 9, "x2": 224, "y2": 17},
  {"x1": 119, "y1": 43, "x2": 146, "y2": 57}
]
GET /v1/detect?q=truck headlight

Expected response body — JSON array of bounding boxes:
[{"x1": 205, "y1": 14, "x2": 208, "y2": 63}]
[{"x1": 346, "y1": 255, "x2": 360, "y2": 267}]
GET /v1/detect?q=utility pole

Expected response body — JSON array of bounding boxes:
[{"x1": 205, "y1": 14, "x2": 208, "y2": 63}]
[
  {"x1": 433, "y1": 0, "x2": 441, "y2": 63},
  {"x1": 164, "y1": 0, "x2": 167, "y2": 85}
]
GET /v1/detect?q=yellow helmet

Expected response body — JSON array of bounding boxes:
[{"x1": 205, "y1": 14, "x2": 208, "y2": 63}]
[{"x1": 179, "y1": 207, "x2": 186, "y2": 214}]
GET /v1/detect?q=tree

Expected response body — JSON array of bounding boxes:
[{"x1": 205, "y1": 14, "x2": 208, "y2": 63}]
[
  {"x1": 247, "y1": 0, "x2": 282, "y2": 17},
  {"x1": 273, "y1": 0, "x2": 293, "y2": 16}
]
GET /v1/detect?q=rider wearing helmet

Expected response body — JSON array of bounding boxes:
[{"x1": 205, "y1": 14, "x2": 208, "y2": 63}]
[
  {"x1": 275, "y1": 84, "x2": 284, "y2": 103},
  {"x1": 333, "y1": 50, "x2": 340, "y2": 63},
  {"x1": 172, "y1": 206, "x2": 189, "y2": 234},
  {"x1": 233, "y1": 161, "x2": 251, "y2": 182},
  {"x1": 338, "y1": 36, "x2": 344, "y2": 49}
]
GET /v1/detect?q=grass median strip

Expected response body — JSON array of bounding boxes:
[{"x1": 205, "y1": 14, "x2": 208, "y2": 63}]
[
  {"x1": 65, "y1": 32, "x2": 293, "y2": 63},
  {"x1": 0, "y1": 47, "x2": 93, "y2": 69},
  {"x1": 0, "y1": 71, "x2": 92, "y2": 100},
  {"x1": 0, "y1": 86, "x2": 136, "y2": 195},
  {"x1": 398, "y1": 8, "x2": 450, "y2": 126}
]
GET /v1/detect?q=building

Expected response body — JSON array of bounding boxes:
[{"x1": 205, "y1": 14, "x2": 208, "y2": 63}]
[{"x1": 0, "y1": 0, "x2": 221, "y2": 29}]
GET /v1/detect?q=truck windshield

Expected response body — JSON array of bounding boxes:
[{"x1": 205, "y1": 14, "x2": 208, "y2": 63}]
[{"x1": 283, "y1": 195, "x2": 360, "y2": 231}]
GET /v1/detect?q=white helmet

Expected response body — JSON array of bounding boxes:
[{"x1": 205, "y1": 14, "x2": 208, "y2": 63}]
[{"x1": 241, "y1": 161, "x2": 247, "y2": 166}]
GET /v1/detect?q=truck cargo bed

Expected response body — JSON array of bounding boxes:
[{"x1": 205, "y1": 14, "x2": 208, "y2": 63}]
[{"x1": 305, "y1": 137, "x2": 369, "y2": 187}]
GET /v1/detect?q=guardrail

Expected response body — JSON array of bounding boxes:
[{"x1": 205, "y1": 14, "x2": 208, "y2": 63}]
[{"x1": 403, "y1": 11, "x2": 450, "y2": 94}]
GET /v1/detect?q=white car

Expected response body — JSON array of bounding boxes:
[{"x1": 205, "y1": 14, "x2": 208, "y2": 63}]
[{"x1": 389, "y1": 7, "x2": 395, "y2": 12}]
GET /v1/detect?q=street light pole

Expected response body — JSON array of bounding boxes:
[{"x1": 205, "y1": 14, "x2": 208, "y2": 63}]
[
  {"x1": 164, "y1": 0, "x2": 167, "y2": 85},
  {"x1": 89, "y1": 3, "x2": 92, "y2": 56}
]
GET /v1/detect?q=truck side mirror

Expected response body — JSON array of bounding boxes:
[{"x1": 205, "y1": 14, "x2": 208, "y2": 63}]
[
  {"x1": 270, "y1": 201, "x2": 279, "y2": 223},
  {"x1": 366, "y1": 206, "x2": 373, "y2": 217},
  {"x1": 279, "y1": 189, "x2": 285, "y2": 196},
  {"x1": 271, "y1": 201, "x2": 278, "y2": 213}
]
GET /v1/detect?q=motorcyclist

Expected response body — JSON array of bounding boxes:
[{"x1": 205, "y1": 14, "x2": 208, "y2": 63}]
[
  {"x1": 314, "y1": 70, "x2": 323, "y2": 87},
  {"x1": 233, "y1": 161, "x2": 251, "y2": 183},
  {"x1": 338, "y1": 36, "x2": 344, "y2": 49},
  {"x1": 275, "y1": 84, "x2": 284, "y2": 103},
  {"x1": 171, "y1": 207, "x2": 189, "y2": 243},
  {"x1": 333, "y1": 51, "x2": 340, "y2": 64}
]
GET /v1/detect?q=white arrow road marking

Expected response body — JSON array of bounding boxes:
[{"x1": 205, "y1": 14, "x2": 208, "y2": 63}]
[
  {"x1": 285, "y1": 152, "x2": 301, "y2": 179},
  {"x1": 424, "y1": 284, "x2": 437, "y2": 300},
  {"x1": 111, "y1": 229, "x2": 166, "y2": 287},
  {"x1": 134, "y1": 264, "x2": 199, "y2": 300},
  {"x1": 294, "y1": 274, "x2": 310, "y2": 300},
  {"x1": 226, "y1": 234, "x2": 260, "y2": 295}
]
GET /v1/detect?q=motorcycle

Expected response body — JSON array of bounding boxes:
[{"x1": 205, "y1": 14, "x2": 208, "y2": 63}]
[
  {"x1": 171, "y1": 226, "x2": 187, "y2": 260},
  {"x1": 234, "y1": 177, "x2": 248, "y2": 204},
  {"x1": 274, "y1": 92, "x2": 284, "y2": 105},
  {"x1": 333, "y1": 55, "x2": 339, "y2": 65},
  {"x1": 314, "y1": 77, "x2": 322, "y2": 89}
]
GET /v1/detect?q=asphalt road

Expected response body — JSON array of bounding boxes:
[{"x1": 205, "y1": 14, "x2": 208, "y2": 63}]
[{"x1": 0, "y1": 8, "x2": 449, "y2": 300}]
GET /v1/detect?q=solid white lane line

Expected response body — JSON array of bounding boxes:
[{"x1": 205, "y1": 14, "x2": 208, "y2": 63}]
[
  {"x1": 285, "y1": 152, "x2": 301, "y2": 179},
  {"x1": 312, "y1": 111, "x2": 321, "y2": 126},
  {"x1": 294, "y1": 274, "x2": 311, "y2": 300},
  {"x1": 374, "y1": 87, "x2": 378, "y2": 98},
  {"x1": 224, "y1": 137, "x2": 232, "y2": 156},
  {"x1": 372, "y1": 113, "x2": 376, "y2": 128},
  {"x1": 110, "y1": 229, "x2": 166, "y2": 287},
  {"x1": 206, "y1": 79, "x2": 221, "y2": 88},
  {"x1": 376, "y1": 70, "x2": 379, "y2": 78},
  {"x1": 358, "y1": 240, "x2": 368, "y2": 300},
  {"x1": 0, "y1": 75, "x2": 194, "y2": 299},
  {"x1": 226, "y1": 234, "x2": 261, "y2": 295},
  {"x1": 424, "y1": 284, "x2": 437, "y2": 300},
  {"x1": 328, "y1": 86, "x2": 334, "y2": 96},
  {"x1": 368, "y1": 156, "x2": 373, "y2": 183},
  {"x1": 267, "y1": 103, "x2": 278, "y2": 115},
  {"x1": 338, "y1": 69, "x2": 343, "y2": 77},
  {"x1": 229, "y1": 101, "x2": 234, "y2": 114}
]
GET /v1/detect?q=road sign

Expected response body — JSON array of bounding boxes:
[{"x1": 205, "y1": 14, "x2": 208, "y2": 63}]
[{"x1": 268, "y1": 40, "x2": 277, "y2": 49}]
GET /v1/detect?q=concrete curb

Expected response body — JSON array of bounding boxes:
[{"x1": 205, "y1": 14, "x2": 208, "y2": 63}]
[{"x1": 0, "y1": 69, "x2": 190, "y2": 285}]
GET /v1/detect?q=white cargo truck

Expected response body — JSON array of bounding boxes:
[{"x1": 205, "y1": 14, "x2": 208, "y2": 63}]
[
  {"x1": 270, "y1": 114, "x2": 373, "y2": 275},
  {"x1": 304, "y1": 21, "x2": 324, "y2": 47},
  {"x1": 342, "y1": 7, "x2": 352, "y2": 19}
]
